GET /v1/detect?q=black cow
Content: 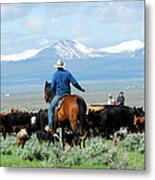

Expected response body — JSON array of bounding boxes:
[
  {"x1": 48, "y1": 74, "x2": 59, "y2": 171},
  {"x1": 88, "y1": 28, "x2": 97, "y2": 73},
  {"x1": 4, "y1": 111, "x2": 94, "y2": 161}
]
[
  {"x1": 0, "y1": 114, "x2": 7, "y2": 139},
  {"x1": 0, "y1": 113, "x2": 13, "y2": 139},
  {"x1": 87, "y1": 105, "x2": 135, "y2": 138},
  {"x1": 133, "y1": 106, "x2": 145, "y2": 117},
  {"x1": 8, "y1": 111, "x2": 34, "y2": 137},
  {"x1": 36, "y1": 130, "x2": 55, "y2": 146},
  {"x1": 9, "y1": 111, "x2": 31, "y2": 125},
  {"x1": 33, "y1": 109, "x2": 48, "y2": 131}
]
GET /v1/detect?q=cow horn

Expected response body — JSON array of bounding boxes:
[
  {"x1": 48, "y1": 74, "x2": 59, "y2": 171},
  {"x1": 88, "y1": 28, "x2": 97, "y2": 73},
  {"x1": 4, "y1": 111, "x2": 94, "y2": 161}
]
[{"x1": 79, "y1": 132, "x2": 87, "y2": 140}]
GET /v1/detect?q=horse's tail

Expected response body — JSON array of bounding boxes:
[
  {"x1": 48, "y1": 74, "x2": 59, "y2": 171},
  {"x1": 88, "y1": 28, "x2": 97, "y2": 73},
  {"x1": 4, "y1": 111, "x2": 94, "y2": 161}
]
[{"x1": 76, "y1": 96, "x2": 87, "y2": 137}]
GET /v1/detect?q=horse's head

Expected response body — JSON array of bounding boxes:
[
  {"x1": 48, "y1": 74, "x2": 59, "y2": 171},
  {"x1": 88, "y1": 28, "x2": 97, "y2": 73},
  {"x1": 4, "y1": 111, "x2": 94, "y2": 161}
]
[{"x1": 44, "y1": 81, "x2": 55, "y2": 103}]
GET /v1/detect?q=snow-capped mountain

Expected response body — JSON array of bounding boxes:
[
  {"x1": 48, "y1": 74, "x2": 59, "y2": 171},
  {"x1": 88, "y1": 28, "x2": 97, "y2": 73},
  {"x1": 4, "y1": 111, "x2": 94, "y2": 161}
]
[
  {"x1": 99, "y1": 40, "x2": 144, "y2": 53},
  {"x1": 1, "y1": 39, "x2": 144, "y2": 61},
  {"x1": 1, "y1": 39, "x2": 144, "y2": 92},
  {"x1": 1, "y1": 46, "x2": 49, "y2": 62},
  {"x1": 53, "y1": 39, "x2": 94, "y2": 59}
]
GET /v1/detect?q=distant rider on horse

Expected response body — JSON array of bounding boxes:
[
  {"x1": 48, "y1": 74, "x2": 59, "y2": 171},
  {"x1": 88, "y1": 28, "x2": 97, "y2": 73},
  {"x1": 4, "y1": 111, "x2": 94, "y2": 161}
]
[{"x1": 48, "y1": 59, "x2": 85, "y2": 133}]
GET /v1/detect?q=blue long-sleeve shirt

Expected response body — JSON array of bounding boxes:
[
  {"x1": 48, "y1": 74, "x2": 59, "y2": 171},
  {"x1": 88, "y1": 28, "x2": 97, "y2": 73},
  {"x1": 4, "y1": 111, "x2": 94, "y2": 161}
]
[{"x1": 51, "y1": 68, "x2": 83, "y2": 96}]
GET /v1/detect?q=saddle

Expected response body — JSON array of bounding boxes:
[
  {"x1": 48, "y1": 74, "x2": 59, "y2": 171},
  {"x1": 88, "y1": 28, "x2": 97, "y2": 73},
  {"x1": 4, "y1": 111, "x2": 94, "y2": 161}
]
[{"x1": 53, "y1": 94, "x2": 69, "y2": 121}]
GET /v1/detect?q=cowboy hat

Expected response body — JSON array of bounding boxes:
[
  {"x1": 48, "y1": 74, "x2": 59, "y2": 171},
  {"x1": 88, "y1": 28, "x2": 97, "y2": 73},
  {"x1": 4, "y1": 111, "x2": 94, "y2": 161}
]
[
  {"x1": 108, "y1": 93, "x2": 112, "y2": 97},
  {"x1": 54, "y1": 59, "x2": 66, "y2": 68}
]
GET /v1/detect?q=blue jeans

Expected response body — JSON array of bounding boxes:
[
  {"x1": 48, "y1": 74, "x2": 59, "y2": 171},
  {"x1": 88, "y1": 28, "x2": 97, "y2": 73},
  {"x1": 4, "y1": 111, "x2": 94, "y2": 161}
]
[{"x1": 48, "y1": 96, "x2": 59, "y2": 128}]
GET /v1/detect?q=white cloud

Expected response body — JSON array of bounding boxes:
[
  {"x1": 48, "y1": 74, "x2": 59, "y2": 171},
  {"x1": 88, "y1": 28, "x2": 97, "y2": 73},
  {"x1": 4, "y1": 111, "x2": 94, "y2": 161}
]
[
  {"x1": 41, "y1": 3, "x2": 81, "y2": 17},
  {"x1": 24, "y1": 17, "x2": 46, "y2": 33},
  {"x1": 24, "y1": 16, "x2": 60, "y2": 33},
  {"x1": 115, "y1": 5, "x2": 138, "y2": 22},
  {"x1": 1, "y1": 4, "x2": 35, "y2": 21},
  {"x1": 72, "y1": 24, "x2": 87, "y2": 35},
  {"x1": 38, "y1": 38, "x2": 50, "y2": 46},
  {"x1": 49, "y1": 17, "x2": 60, "y2": 24},
  {"x1": 120, "y1": 24, "x2": 132, "y2": 33},
  {"x1": 87, "y1": 1, "x2": 144, "y2": 23}
]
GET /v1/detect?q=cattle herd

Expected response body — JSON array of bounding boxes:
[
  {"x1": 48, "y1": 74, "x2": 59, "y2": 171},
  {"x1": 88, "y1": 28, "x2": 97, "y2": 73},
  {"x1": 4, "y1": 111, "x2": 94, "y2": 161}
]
[{"x1": 0, "y1": 105, "x2": 145, "y2": 149}]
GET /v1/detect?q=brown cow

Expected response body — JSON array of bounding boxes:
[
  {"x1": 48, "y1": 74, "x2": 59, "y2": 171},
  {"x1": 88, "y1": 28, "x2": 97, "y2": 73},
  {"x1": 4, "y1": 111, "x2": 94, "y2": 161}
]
[
  {"x1": 11, "y1": 108, "x2": 22, "y2": 113},
  {"x1": 133, "y1": 115, "x2": 145, "y2": 132},
  {"x1": 113, "y1": 127, "x2": 128, "y2": 146},
  {"x1": 16, "y1": 128, "x2": 29, "y2": 148}
]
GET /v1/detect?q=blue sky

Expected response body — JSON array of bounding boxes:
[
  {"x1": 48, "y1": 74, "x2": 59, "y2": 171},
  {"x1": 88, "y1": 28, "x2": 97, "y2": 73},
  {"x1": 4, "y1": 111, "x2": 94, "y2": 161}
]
[{"x1": 1, "y1": 0, "x2": 144, "y2": 55}]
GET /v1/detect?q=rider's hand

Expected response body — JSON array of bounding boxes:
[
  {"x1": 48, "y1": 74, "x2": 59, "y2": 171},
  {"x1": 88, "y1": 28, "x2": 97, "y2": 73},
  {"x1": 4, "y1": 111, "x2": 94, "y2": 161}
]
[{"x1": 81, "y1": 88, "x2": 85, "y2": 92}]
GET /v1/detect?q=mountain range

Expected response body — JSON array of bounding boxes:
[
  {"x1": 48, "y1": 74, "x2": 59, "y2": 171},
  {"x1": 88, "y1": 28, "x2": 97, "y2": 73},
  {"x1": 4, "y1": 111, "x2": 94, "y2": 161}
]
[
  {"x1": 1, "y1": 39, "x2": 144, "y2": 61},
  {"x1": 1, "y1": 39, "x2": 144, "y2": 94}
]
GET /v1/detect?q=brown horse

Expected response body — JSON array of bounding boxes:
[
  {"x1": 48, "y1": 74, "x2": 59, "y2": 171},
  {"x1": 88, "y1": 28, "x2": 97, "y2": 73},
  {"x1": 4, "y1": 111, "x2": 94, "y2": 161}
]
[{"x1": 44, "y1": 81, "x2": 88, "y2": 145}]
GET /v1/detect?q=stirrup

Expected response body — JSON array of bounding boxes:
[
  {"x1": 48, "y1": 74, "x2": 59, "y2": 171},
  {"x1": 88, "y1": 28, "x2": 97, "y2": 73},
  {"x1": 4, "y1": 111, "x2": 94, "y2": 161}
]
[{"x1": 53, "y1": 133, "x2": 60, "y2": 140}]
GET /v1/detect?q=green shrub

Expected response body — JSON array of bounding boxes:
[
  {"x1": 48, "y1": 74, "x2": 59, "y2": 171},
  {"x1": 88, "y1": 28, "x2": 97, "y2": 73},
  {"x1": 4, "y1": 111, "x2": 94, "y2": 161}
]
[
  {"x1": 118, "y1": 133, "x2": 145, "y2": 153},
  {"x1": 0, "y1": 132, "x2": 145, "y2": 170}
]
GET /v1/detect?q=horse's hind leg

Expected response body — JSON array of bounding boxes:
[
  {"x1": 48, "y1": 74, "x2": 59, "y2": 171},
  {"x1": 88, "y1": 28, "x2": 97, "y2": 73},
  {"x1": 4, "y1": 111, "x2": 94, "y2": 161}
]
[
  {"x1": 70, "y1": 119, "x2": 77, "y2": 134},
  {"x1": 61, "y1": 127, "x2": 65, "y2": 150}
]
